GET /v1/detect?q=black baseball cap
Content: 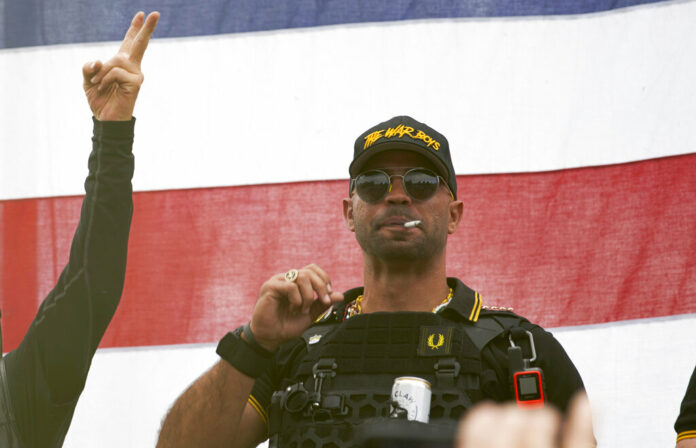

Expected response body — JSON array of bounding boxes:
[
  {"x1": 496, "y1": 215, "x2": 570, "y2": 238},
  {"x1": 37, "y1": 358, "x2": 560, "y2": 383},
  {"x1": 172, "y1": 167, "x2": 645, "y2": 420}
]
[{"x1": 349, "y1": 116, "x2": 457, "y2": 199}]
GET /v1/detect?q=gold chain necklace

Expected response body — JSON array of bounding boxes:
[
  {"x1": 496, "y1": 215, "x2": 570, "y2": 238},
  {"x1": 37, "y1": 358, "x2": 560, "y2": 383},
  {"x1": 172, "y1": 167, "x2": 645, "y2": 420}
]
[{"x1": 344, "y1": 288, "x2": 454, "y2": 320}]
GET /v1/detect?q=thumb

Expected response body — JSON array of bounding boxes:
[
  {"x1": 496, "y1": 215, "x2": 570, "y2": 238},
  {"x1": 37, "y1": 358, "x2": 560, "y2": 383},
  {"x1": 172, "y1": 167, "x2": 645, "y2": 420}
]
[{"x1": 562, "y1": 393, "x2": 596, "y2": 448}]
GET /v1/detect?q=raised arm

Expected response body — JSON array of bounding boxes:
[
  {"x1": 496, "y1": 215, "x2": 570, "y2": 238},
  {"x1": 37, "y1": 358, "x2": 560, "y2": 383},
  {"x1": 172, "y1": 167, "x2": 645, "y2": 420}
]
[
  {"x1": 157, "y1": 265, "x2": 344, "y2": 448},
  {"x1": 2, "y1": 11, "x2": 159, "y2": 447}
]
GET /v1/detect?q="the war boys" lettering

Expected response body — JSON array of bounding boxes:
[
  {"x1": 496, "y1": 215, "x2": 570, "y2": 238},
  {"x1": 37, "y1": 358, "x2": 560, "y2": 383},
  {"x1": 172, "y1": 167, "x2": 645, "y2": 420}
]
[{"x1": 363, "y1": 124, "x2": 441, "y2": 151}]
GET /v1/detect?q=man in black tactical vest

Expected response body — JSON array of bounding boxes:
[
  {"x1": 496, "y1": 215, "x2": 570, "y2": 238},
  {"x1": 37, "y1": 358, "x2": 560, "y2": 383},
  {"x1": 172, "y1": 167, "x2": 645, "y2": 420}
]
[
  {"x1": 157, "y1": 116, "x2": 588, "y2": 448},
  {"x1": 0, "y1": 12, "x2": 158, "y2": 448}
]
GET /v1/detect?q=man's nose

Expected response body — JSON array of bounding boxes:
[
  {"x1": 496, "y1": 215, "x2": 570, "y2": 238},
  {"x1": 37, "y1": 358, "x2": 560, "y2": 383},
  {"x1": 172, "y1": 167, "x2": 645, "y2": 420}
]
[{"x1": 385, "y1": 177, "x2": 411, "y2": 204}]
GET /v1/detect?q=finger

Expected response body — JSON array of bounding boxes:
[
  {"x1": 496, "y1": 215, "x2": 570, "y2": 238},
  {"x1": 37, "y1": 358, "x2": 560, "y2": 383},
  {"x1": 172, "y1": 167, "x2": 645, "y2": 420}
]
[
  {"x1": 295, "y1": 271, "x2": 321, "y2": 313},
  {"x1": 519, "y1": 408, "x2": 560, "y2": 448},
  {"x1": 274, "y1": 277, "x2": 303, "y2": 312},
  {"x1": 118, "y1": 11, "x2": 146, "y2": 55},
  {"x1": 129, "y1": 11, "x2": 160, "y2": 64},
  {"x1": 456, "y1": 402, "x2": 501, "y2": 448},
  {"x1": 493, "y1": 406, "x2": 532, "y2": 448},
  {"x1": 91, "y1": 53, "x2": 142, "y2": 84},
  {"x1": 82, "y1": 60, "x2": 102, "y2": 84},
  {"x1": 310, "y1": 291, "x2": 344, "y2": 321},
  {"x1": 329, "y1": 291, "x2": 344, "y2": 304},
  {"x1": 562, "y1": 393, "x2": 596, "y2": 448},
  {"x1": 97, "y1": 67, "x2": 143, "y2": 91},
  {"x1": 92, "y1": 54, "x2": 139, "y2": 85},
  {"x1": 303, "y1": 264, "x2": 334, "y2": 297},
  {"x1": 302, "y1": 266, "x2": 333, "y2": 305}
]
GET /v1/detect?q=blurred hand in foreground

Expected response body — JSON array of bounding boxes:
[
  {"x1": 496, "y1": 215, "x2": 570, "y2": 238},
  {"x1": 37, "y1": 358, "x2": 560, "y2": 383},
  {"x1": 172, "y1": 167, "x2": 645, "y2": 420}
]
[{"x1": 456, "y1": 393, "x2": 595, "y2": 448}]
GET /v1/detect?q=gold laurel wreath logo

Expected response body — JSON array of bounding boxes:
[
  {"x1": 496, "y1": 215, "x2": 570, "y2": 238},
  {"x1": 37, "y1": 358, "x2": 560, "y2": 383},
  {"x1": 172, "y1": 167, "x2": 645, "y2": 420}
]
[{"x1": 427, "y1": 333, "x2": 445, "y2": 350}]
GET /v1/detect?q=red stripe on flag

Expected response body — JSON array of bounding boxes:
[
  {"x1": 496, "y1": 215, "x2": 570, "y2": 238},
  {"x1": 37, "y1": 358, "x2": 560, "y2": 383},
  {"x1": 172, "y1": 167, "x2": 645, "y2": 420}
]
[
  {"x1": 1, "y1": 154, "x2": 694, "y2": 350},
  {"x1": 1, "y1": 200, "x2": 40, "y2": 351}
]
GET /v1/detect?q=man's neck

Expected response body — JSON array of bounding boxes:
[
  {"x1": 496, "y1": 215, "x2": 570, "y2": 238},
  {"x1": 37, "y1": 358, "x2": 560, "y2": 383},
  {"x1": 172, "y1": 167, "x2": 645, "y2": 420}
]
[{"x1": 360, "y1": 255, "x2": 450, "y2": 313}]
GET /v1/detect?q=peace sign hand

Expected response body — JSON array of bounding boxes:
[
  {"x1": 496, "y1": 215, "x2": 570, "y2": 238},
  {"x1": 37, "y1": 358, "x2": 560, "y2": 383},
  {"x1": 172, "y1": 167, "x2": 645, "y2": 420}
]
[{"x1": 83, "y1": 11, "x2": 160, "y2": 121}]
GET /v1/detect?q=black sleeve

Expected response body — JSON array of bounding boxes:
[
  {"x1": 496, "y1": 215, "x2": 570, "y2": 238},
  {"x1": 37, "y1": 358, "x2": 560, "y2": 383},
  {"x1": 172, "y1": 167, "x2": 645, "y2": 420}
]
[
  {"x1": 528, "y1": 326, "x2": 585, "y2": 413},
  {"x1": 675, "y1": 365, "x2": 696, "y2": 442},
  {"x1": 480, "y1": 323, "x2": 585, "y2": 414},
  {"x1": 249, "y1": 339, "x2": 306, "y2": 428},
  {"x1": 3, "y1": 118, "x2": 135, "y2": 447},
  {"x1": 249, "y1": 364, "x2": 279, "y2": 426}
]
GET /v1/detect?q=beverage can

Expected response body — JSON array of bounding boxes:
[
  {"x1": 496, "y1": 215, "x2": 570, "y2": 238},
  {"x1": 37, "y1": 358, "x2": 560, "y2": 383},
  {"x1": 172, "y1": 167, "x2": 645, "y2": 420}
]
[{"x1": 390, "y1": 376, "x2": 432, "y2": 423}]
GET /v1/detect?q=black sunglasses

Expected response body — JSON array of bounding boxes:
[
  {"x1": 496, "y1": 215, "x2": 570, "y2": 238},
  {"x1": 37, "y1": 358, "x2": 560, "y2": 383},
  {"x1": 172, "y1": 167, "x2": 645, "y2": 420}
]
[{"x1": 350, "y1": 168, "x2": 450, "y2": 203}]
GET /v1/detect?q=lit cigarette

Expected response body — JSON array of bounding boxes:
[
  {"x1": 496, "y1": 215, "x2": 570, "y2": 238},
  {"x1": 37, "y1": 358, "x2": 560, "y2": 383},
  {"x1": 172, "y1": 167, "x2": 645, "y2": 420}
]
[{"x1": 403, "y1": 220, "x2": 421, "y2": 228}]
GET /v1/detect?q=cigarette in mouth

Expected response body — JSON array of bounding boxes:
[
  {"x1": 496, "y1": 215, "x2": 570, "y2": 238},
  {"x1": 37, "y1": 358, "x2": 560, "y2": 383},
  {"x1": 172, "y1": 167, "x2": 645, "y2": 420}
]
[{"x1": 403, "y1": 220, "x2": 421, "y2": 228}]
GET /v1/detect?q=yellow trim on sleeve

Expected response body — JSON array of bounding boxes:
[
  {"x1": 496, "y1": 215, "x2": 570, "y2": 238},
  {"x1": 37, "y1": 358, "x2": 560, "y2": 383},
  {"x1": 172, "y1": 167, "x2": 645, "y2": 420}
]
[
  {"x1": 248, "y1": 394, "x2": 268, "y2": 426},
  {"x1": 469, "y1": 292, "x2": 482, "y2": 322},
  {"x1": 472, "y1": 292, "x2": 482, "y2": 322},
  {"x1": 677, "y1": 430, "x2": 696, "y2": 442}
]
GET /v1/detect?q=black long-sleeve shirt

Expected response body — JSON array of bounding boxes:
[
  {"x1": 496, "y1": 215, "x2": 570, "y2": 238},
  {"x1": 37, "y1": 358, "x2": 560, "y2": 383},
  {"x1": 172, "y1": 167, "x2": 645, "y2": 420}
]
[
  {"x1": 0, "y1": 119, "x2": 135, "y2": 448},
  {"x1": 676, "y1": 365, "x2": 696, "y2": 444}
]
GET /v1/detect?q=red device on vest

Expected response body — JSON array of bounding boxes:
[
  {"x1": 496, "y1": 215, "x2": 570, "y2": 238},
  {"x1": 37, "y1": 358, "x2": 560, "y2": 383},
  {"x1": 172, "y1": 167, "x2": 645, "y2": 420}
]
[
  {"x1": 508, "y1": 330, "x2": 546, "y2": 408},
  {"x1": 513, "y1": 369, "x2": 546, "y2": 408}
]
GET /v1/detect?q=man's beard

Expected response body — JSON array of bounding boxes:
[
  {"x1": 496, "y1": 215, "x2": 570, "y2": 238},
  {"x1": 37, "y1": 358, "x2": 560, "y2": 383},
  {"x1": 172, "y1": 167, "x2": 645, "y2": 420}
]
[{"x1": 354, "y1": 217, "x2": 448, "y2": 262}]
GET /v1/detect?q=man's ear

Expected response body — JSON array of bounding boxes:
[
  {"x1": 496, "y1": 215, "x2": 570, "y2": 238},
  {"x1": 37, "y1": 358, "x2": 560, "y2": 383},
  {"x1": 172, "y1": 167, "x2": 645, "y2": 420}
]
[
  {"x1": 342, "y1": 197, "x2": 355, "y2": 232},
  {"x1": 447, "y1": 200, "x2": 463, "y2": 234}
]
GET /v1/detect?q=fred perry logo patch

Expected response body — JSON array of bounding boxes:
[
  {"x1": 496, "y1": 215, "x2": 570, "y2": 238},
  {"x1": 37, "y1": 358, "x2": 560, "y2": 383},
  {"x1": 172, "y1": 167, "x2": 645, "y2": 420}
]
[
  {"x1": 427, "y1": 333, "x2": 445, "y2": 350},
  {"x1": 418, "y1": 326, "x2": 454, "y2": 356}
]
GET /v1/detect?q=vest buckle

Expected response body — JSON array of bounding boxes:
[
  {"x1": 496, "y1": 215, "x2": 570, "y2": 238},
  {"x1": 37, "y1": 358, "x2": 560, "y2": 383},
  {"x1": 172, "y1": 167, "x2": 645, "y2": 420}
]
[
  {"x1": 311, "y1": 358, "x2": 339, "y2": 412},
  {"x1": 434, "y1": 357, "x2": 461, "y2": 388}
]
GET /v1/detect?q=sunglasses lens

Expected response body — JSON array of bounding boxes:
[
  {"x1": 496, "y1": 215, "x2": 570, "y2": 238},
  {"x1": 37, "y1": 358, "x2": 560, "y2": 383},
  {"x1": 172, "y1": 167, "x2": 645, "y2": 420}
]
[
  {"x1": 404, "y1": 169, "x2": 440, "y2": 200},
  {"x1": 355, "y1": 171, "x2": 390, "y2": 203},
  {"x1": 354, "y1": 169, "x2": 442, "y2": 202}
]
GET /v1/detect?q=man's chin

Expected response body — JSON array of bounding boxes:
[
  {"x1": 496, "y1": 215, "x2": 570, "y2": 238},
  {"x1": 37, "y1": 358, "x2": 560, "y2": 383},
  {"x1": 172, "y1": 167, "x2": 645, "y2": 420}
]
[{"x1": 367, "y1": 240, "x2": 433, "y2": 261}]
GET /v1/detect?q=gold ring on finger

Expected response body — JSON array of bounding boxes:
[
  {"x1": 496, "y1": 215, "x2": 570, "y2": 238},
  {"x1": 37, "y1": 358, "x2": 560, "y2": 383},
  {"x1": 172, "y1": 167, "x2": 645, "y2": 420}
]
[{"x1": 284, "y1": 269, "x2": 299, "y2": 283}]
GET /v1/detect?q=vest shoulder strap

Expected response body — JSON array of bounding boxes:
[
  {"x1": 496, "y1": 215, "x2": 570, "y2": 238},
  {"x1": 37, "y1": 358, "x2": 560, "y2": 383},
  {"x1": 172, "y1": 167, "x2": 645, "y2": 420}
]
[{"x1": 460, "y1": 310, "x2": 531, "y2": 351}]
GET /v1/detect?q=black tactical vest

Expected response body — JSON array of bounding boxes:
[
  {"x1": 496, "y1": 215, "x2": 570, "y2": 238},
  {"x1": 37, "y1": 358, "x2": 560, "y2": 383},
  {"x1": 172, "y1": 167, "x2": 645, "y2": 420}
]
[{"x1": 268, "y1": 311, "x2": 526, "y2": 448}]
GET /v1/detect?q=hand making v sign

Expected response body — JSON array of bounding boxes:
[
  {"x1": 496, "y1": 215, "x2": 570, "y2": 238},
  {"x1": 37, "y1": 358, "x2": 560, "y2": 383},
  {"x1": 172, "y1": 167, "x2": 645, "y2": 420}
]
[{"x1": 82, "y1": 11, "x2": 160, "y2": 121}]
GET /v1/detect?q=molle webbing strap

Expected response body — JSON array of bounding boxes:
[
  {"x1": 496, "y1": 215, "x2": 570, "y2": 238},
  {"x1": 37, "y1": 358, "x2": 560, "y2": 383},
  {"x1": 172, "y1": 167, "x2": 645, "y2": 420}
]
[{"x1": 295, "y1": 313, "x2": 481, "y2": 378}]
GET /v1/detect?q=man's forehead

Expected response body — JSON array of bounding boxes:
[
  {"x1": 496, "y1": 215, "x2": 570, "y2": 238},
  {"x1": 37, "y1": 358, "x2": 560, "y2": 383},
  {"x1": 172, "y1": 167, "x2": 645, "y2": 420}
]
[{"x1": 360, "y1": 150, "x2": 439, "y2": 172}]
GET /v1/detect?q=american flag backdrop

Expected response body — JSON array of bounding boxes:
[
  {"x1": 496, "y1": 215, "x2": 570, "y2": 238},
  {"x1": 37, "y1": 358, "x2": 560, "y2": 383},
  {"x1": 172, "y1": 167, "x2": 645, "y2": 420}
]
[{"x1": 1, "y1": 1, "x2": 695, "y2": 446}]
